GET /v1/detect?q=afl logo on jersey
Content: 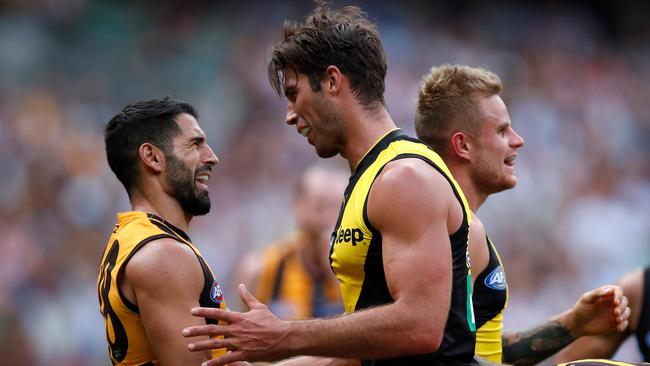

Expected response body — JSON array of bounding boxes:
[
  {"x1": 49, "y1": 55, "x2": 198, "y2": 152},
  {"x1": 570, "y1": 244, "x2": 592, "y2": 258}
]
[
  {"x1": 484, "y1": 265, "x2": 506, "y2": 291},
  {"x1": 210, "y1": 280, "x2": 223, "y2": 305}
]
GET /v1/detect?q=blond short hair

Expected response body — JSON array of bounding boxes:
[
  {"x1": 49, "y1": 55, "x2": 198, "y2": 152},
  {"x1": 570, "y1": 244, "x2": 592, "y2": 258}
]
[{"x1": 415, "y1": 64, "x2": 502, "y2": 156}]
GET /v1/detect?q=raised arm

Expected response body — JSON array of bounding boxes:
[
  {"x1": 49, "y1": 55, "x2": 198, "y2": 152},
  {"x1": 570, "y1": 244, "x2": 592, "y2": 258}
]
[
  {"x1": 503, "y1": 284, "x2": 630, "y2": 366},
  {"x1": 125, "y1": 238, "x2": 212, "y2": 365},
  {"x1": 182, "y1": 158, "x2": 462, "y2": 365},
  {"x1": 554, "y1": 269, "x2": 642, "y2": 363}
]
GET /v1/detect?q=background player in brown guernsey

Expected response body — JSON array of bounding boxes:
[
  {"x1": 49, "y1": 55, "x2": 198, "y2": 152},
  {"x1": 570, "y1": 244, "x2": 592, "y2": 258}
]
[
  {"x1": 98, "y1": 97, "x2": 245, "y2": 365},
  {"x1": 415, "y1": 64, "x2": 632, "y2": 366},
  {"x1": 557, "y1": 267, "x2": 650, "y2": 363},
  {"x1": 182, "y1": 3, "x2": 477, "y2": 366},
  {"x1": 235, "y1": 162, "x2": 347, "y2": 320}
]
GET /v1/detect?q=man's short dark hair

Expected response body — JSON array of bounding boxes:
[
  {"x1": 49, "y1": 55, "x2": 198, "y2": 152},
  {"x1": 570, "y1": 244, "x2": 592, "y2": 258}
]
[
  {"x1": 104, "y1": 97, "x2": 197, "y2": 197},
  {"x1": 268, "y1": 1, "x2": 387, "y2": 109}
]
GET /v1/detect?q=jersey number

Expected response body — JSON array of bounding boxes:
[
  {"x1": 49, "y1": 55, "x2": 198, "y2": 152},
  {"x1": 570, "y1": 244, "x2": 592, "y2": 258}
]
[{"x1": 98, "y1": 240, "x2": 129, "y2": 363}]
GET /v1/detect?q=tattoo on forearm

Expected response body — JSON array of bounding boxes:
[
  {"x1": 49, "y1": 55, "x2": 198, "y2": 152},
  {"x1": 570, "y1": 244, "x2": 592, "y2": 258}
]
[{"x1": 502, "y1": 320, "x2": 574, "y2": 366}]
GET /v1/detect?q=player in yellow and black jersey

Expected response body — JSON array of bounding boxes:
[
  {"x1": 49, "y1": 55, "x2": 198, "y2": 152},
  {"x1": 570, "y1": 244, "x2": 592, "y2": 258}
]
[
  {"x1": 98, "y1": 97, "x2": 228, "y2": 365},
  {"x1": 329, "y1": 129, "x2": 476, "y2": 366},
  {"x1": 416, "y1": 64, "x2": 632, "y2": 365},
  {"x1": 182, "y1": 4, "x2": 477, "y2": 366}
]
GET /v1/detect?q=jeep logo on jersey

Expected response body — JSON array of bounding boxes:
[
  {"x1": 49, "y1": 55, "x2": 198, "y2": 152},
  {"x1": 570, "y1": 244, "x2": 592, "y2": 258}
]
[
  {"x1": 484, "y1": 265, "x2": 506, "y2": 290},
  {"x1": 334, "y1": 227, "x2": 365, "y2": 246},
  {"x1": 210, "y1": 280, "x2": 223, "y2": 305}
]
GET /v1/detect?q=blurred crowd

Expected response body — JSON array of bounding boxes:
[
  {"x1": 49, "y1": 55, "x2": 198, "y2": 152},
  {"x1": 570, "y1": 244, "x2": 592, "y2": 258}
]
[{"x1": 0, "y1": 1, "x2": 648, "y2": 365}]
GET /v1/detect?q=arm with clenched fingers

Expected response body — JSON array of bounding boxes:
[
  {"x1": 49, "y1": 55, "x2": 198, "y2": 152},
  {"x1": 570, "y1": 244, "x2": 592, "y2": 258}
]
[{"x1": 502, "y1": 285, "x2": 630, "y2": 366}]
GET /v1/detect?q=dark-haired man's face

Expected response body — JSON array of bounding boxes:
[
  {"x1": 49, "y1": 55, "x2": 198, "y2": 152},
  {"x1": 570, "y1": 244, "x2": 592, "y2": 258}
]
[
  {"x1": 283, "y1": 70, "x2": 346, "y2": 159},
  {"x1": 165, "y1": 152, "x2": 211, "y2": 215},
  {"x1": 164, "y1": 113, "x2": 219, "y2": 216}
]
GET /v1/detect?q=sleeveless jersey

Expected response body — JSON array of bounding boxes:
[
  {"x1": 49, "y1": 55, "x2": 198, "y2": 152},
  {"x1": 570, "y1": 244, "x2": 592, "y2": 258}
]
[
  {"x1": 329, "y1": 129, "x2": 476, "y2": 366},
  {"x1": 97, "y1": 212, "x2": 227, "y2": 365},
  {"x1": 635, "y1": 266, "x2": 649, "y2": 361},
  {"x1": 473, "y1": 236, "x2": 508, "y2": 362},
  {"x1": 255, "y1": 231, "x2": 343, "y2": 319}
]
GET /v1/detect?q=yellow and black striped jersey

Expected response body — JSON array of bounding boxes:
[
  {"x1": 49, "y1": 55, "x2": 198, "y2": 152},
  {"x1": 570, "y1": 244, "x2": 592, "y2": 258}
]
[
  {"x1": 473, "y1": 236, "x2": 508, "y2": 363},
  {"x1": 329, "y1": 129, "x2": 476, "y2": 366},
  {"x1": 97, "y1": 211, "x2": 227, "y2": 365}
]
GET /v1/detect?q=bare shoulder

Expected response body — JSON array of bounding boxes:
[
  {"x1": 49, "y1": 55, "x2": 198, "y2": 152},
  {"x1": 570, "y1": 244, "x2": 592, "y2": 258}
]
[
  {"x1": 368, "y1": 158, "x2": 456, "y2": 232},
  {"x1": 370, "y1": 158, "x2": 454, "y2": 205},
  {"x1": 125, "y1": 237, "x2": 204, "y2": 294}
]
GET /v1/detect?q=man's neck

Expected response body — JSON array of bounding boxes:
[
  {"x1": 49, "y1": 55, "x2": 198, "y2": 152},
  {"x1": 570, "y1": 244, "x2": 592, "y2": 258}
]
[
  {"x1": 447, "y1": 164, "x2": 488, "y2": 212},
  {"x1": 341, "y1": 106, "x2": 397, "y2": 172},
  {"x1": 130, "y1": 189, "x2": 191, "y2": 232}
]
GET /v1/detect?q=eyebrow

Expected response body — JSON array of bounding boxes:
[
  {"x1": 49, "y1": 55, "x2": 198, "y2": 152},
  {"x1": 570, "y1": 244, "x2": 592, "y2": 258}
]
[{"x1": 188, "y1": 135, "x2": 206, "y2": 145}]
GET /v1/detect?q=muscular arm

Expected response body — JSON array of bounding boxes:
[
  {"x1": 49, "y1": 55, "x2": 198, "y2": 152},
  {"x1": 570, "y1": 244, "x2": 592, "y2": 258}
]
[
  {"x1": 125, "y1": 238, "x2": 212, "y2": 365},
  {"x1": 503, "y1": 284, "x2": 631, "y2": 366},
  {"x1": 554, "y1": 269, "x2": 642, "y2": 362},
  {"x1": 273, "y1": 356, "x2": 360, "y2": 366},
  {"x1": 183, "y1": 159, "x2": 461, "y2": 365}
]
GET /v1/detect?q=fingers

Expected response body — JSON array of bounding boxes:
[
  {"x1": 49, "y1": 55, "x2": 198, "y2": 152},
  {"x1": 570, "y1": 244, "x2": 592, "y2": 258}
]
[
  {"x1": 582, "y1": 285, "x2": 614, "y2": 305},
  {"x1": 614, "y1": 294, "x2": 629, "y2": 316},
  {"x1": 238, "y1": 283, "x2": 262, "y2": 310},
  {"x1": 616, "y1": 306, "x2": 631, "y2": 332},
  {"x1": 201, "y1": 350, "x2": 247, "y2": 366},
  {"x1": 190, "y1": 307, "x2": 239, "y2": 323},
  {"x1": 187, "y1": 337, "x2": 231, "y2": 352},
  {"x1": 183, "y1": 323, "x2": 230, "y2": 338},
  {"x1": 609, "y1": 285, "x2": 625, "y2": 306}
]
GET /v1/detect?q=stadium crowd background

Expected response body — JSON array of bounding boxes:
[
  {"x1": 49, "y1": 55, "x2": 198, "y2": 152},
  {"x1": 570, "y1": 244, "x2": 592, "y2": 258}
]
[{"x1": 0, "y1": 0, "x2": 648, "y2": 364}]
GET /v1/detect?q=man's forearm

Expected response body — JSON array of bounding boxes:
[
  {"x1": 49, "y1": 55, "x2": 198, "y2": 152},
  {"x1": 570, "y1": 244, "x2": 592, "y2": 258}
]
[
  {"x1": 273, "y1": 356, "x2": 359, "y2": 366},
  {"x1": 502, "y1": 318, "x2": 574, "y2": 366},
  {"x1": 283, "y1": 303, "x2": 439, "y2": 360}
]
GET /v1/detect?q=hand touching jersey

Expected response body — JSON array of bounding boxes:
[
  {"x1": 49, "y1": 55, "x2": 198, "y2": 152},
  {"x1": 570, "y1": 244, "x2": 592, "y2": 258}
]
[{"x1": 183, "y1": 284, "x2": 294, "y2": 366}]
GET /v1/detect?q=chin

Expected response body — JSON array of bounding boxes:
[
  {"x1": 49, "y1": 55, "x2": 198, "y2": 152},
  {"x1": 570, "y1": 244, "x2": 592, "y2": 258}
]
[{"x1": 315, "y1": 147, "x2": 339, "y2": 159}]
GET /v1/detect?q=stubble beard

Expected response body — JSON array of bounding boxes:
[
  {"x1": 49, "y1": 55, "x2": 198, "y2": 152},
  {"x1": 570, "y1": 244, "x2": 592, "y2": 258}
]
[
  {"x1": 165, "y1": 153, "x2": 211, "y2": 216},
  {"x1": 313, "y1": 96, "x2": 346, "y2": 159}
]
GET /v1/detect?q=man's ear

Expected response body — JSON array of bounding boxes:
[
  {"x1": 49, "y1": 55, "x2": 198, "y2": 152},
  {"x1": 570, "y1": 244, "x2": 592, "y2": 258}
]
[
  {"x1": 324, "y1": 65, "x2": 343, "y2": 96},
  {"x1": 450, "y1": 132, "x2": 473, "y2": 162},
  {"x1": 139, "y1": 143, "x2": 165, "y2": 174}
]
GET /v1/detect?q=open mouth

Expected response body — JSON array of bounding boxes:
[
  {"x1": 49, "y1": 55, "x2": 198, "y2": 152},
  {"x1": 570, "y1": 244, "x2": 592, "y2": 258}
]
[
  {"x1": 195, "y1": 172, "x2": 211, "y2": 189},
  {"x1": 504, "y1": 155, "x2": 517, "y2": 167}
]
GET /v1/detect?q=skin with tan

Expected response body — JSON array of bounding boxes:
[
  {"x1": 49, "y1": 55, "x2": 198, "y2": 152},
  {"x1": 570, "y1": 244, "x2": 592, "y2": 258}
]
[
  {"x1": 555, "y1": 268, "x2": 645, "y2": 362},
  {"x1": 119, "y1": 113, "x2": 238, "y2": 366},
  {"x1": 181, "y1": 64, "x2": 468, "y2": 366},
  {"x1": 439, "y1": 92, "x2": 630, "y2": 366}
]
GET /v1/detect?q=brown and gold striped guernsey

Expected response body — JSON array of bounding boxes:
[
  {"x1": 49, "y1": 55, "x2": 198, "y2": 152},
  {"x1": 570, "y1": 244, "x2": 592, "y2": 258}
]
[{"x1": 97, "y1": 211, "x2": 227, "y2": 365}]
